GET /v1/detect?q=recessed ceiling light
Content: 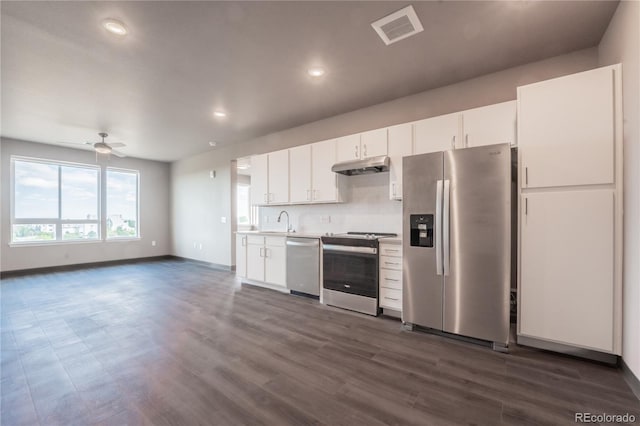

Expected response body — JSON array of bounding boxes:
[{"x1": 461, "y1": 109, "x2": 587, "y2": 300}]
[
  {"x1": 209, "y1": 141, "x2": 217, "y2": 147},
  {"x1": 308, "y1": 67, "x2": 326, "y2": 77},
  {"x1": 213, "y1": 111, "x2": 227, "y2": 118},
  {"x1": 102, "y1": 19, "x2": 128, "y2": 36}
]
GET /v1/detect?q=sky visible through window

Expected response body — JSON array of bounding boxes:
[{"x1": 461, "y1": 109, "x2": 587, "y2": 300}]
[
  {"x1": 14, "y1": 161, "x2": 59, "y2": 218},
  {"x1": 107, "y1": 170, "x2": 138, "y2": 237}
]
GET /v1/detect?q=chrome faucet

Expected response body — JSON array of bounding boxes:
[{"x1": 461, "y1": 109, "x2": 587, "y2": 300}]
[{"x1": 277, "y1": 210, "x2": 292, "y2": 233}]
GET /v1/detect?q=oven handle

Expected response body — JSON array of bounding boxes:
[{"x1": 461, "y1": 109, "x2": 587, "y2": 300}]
[{"x1": 322, "y1": 244, "x2": 377, "y2": 255}]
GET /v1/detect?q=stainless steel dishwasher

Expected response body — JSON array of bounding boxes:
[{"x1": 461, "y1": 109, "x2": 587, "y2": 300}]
[{"x1": 286, "y1": 237, "x2": 320, "y2": 297}]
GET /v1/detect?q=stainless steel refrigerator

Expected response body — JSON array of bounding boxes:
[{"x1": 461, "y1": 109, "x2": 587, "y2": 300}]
[{"x1": 402, "y1": 143, "x2": 511, "y2": 350}]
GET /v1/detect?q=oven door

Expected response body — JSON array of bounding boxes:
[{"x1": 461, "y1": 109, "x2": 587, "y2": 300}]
[{"x1": 322, "y1": 244, "x2": 378, "y2": 298}]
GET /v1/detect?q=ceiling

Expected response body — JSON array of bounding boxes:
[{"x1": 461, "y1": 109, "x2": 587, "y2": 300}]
[{"x1": 1, "y1": 1, "x2": 618, "y2": 162}]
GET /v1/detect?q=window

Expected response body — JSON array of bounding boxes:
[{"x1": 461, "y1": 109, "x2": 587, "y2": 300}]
[
  {"x1": 12, "y1": 158, "x2": 100, "y2": 243},
  {"x1": 106, "y1": 168, "x2": 139, "y2": 239}
]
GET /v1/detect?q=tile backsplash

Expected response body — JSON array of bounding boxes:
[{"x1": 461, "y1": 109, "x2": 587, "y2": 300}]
[{"x1": 259, "y1": 172, "x2": 402, "y2": 236}]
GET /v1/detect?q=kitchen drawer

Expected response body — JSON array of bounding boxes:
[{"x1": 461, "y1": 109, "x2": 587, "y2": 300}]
[
  {"x1": 265, "y1": 236, "x2": 286, "y2": 247},
  {"x1": 380, "y1": 287, "x2": 402, "y2": 310},
  {"x1": 247, "y1": 235, "x2": 265, "y2": 246},
  {"x1": 379, "y1": 269, "x2": 402, "y2": 290},
  {"x1": 380, "y1": 255, "x2": 402, "y2": 271},
  {"x1": 379, "y1": 244, "x2": 402, "y2": 258}
]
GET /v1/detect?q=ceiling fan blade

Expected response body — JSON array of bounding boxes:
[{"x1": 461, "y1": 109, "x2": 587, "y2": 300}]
[
  {"x1": 108, "y1": 142, "x2": 126, "y2": 148},
  {"x1": 56, "y1": 141, "x2": 92, "y2": 146},
  {"x1": 111, "y1": 150, "x2": 127, "y2": 158}
]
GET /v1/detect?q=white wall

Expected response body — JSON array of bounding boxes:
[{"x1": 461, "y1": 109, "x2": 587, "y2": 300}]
[
  {"x1": 598, "y1": 0, "x2": 640, "y2": 381},
  {"x1": 170, "y1": 48, "x2": 600, "y2": 267},
  {"x1": 0, "y1": 138, "x2": 171, "y2": 272}
]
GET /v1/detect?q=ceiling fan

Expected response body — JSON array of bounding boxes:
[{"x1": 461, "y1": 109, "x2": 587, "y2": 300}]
[{"x1": 60, "y1": 132, "x2": 127, "y2": 157}]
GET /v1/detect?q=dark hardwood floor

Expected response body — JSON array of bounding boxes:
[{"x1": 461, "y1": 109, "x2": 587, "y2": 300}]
[{"x1": 1, "y1": 259, "x2": 638, "y2": 425}]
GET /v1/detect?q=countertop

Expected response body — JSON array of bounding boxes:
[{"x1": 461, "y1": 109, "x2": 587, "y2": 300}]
[{"x1": 235, "y1": 230, "x2": 323, "y2": 239}]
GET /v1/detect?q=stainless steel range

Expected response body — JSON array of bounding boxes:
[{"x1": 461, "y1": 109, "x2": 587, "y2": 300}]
[{"x1": 321, "y1": 232, "x2": 397, "y2": 316}]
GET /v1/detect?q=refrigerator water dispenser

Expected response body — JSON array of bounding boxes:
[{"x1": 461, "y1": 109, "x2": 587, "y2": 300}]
[{"x1": 410, "y1": 214, "x2": 433, "y2": 247}]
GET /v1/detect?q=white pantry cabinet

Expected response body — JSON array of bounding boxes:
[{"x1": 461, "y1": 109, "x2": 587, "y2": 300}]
[
  {"x1": 520, "y1": 190, "x2": 614, "y2": 352},
  {"x1": 236, "y1": 234, "x2": 247, "y2": 278},
  {"x1": 517, "y1": 64, "x2": 622, "y2": 358},
  {"x1": 245, "y1": 235, "x2": 287, "y2": 288},
  {"x1": 518, "y1": 66, "x2": 616, "y2": 189},
  {"x1": 387, "y1": 123, "x2": 413, "y2": 200},
  {"x1": 414, "y1": 112, "x2": 460, "y2": 154},
  {"x1": 336, "y1": 129, "x2": 387, "y2": 163},
  {"x1": 250, "y1": 154, "x2": 268, "y2": 206},
  {"x1": 461, "y1": 101, "x2": 517, "y2": 148},
  {"x1": 311, "y1": 139, "x2": 340, "y2": 203}
]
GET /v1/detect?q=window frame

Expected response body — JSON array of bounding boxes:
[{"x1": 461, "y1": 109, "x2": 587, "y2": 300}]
[
  {"x1": 10, "y1": 156, "x2": 102, "y2": 245},
  {"x1": 105, "y1": 167, "x2": 140, "y2": 240}
]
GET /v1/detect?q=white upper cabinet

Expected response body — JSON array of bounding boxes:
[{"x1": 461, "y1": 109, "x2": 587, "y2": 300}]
[
  {"x1": 518, "y1": 66, "x2": 616, "y2": 189},
  {"x1": 461, "y1": 101, "x2": 517, "y2": 148},
  {"x1": 312, "y1": 139, "x2": 339, "y2": 203},
  {"x1": 250, "y1": 153, "x2": 268, "y2": 206},
  {"x1": 289, "y1": 145, "x2": 312, "y2": 203},
  {"x1": 520, "y1": 190, "x2": 614, "y2": 352},
  {"x1": 250, "y1": 150, "x2": 289, "y2": 205},
  {"x1": 337, "y1": 130, "x2": 388, "y2": 163},
  {"x1": 361, "y1": 128, "x2": 388, "y2": 158},
  {"x1": 388, "y1": 123, "x2": 413, "y2": 200},
  {"x1": 267, "y1": 149, "x2": 289, "y2": 204},
  {"x1": 336, "y1": 134, "x2": 361, "y2": 163},
  {"x1": 414, "y1": 112, "x2": 461, "y2": 154}
]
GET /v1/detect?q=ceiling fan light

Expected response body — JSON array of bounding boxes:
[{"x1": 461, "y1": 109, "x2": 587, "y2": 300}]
[{"x1": 94, "y1": 143, "x2": 112, "y2": 154}]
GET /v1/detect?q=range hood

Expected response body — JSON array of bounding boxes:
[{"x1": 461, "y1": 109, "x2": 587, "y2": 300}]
[{"x1": 331, "y1": 155, "x2": 390, "y2": 176}]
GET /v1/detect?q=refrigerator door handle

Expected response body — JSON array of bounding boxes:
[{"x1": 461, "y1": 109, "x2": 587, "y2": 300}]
[
  {"x1": 443, "y1": 179, "x2": 451, "y2": 276},
  {"x1": 435, "y1": 179, "x2": 443, "y2": 275}
]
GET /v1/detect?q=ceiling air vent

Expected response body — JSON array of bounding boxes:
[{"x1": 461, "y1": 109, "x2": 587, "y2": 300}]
[{"x1": 371, "y1": 5, "x2": 424, "y2": 46}]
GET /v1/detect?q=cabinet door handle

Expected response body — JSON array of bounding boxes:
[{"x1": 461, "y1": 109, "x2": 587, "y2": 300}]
[
  {"x1": 465, "y1": 134, "x2": 469, "y2": 148},
  {"x1": 313, "y1": 190, "x2": 318, "y2": 200},
  {"x1": 525, "y1": 198, "x2": 528, "y2": 216},
  {"x1": 384, "y1": 278, "x2": 400, "y2": 282},
  {"x1": 385, "y1": 261, "x2": 400, "y2": 266},
  {"x1": 363, "y1": 144, "x2": 367, "y2": 157},
  {"x1": 451, "y1": 136, "x2": 456, "y2": 149},
  {"x1": 355, "y1": 145, "x2": 359, "y2": 158},
  {"x1": 384, "y1": 249, "x2": 400, "y2": 253},
  {"x1": 242, "y1": 237, "x2": 246, "y2": 247},
  {"x1": 392, "y1": 183, "x2": 396, "y2": 197},
  {"x1": 259, "y1": 247, "x2": 264, "y2": 257},
  {"x1": 264, "y1": 193, "x2": 267, "y2": 203},
  {"x1": 264, "y1": 248, "x2": 269, "y2": 258},
  {"x1": 525, "y1": 167, "x2": 529, "y2": 186},
  {"x1": 307, "y1": 189, "x2": 311, "y2": 201},
  {"x1": 384, "y1": 296, "x2": 400, "y2": 301}
]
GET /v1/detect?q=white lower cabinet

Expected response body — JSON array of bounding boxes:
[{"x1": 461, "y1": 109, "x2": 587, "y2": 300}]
[
  {"x1": 264, "y1": 237, "x2": 286, "y2": 287},
  {"x1": 520, "y1": 190, "x2": 614, "y2": 352},
  {"x1": 245, "y1": 235, "x2": 287, "y2": 289},
  {"x1": 236, "y1": 234, "x2": 247, "y2": 278},
  {"x1": 379, "y1": 243, "x2": 403, "y2": 312}
]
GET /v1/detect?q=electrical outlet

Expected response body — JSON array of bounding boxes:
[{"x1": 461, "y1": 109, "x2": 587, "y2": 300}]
[
  {"x1": 320, "y1": 215, "x2": 331, "y2": 224},
  {"x1": 221, "y1": 217, "x2": 227, "y2": 224},
  {"x1": 151, "y1": 240, "x2": 156, "y2": 247}
]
